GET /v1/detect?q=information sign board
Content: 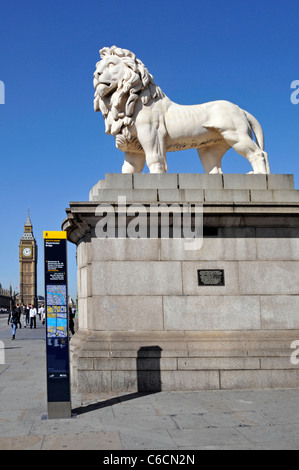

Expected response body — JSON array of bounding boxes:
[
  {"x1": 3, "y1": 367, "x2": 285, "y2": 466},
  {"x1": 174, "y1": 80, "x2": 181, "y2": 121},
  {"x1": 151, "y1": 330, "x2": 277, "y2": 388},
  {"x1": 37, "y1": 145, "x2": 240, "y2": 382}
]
[{"x1": 44, "y1": 231, "x2": 71, "y2": 419}]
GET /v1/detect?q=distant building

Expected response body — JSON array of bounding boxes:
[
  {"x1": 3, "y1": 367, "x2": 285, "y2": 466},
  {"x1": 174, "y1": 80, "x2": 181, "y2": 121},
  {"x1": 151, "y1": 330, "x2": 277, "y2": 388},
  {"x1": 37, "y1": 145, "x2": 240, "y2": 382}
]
[
  {"x1": 19, "y1": 210, "x2": 38, "y2": 307},
  {"x1": 38, "y1": 295, "x2": 45, "y2": 308},
  {"x1": 0, "y1": 284, "x2": 12, "y2": 310}
]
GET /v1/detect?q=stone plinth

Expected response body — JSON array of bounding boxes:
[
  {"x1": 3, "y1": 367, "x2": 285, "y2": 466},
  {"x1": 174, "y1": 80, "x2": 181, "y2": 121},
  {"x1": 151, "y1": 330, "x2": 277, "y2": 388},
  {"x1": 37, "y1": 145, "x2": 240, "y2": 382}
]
[{"x1": 62, "y1": 174, "x2": 299, "y2": 393}]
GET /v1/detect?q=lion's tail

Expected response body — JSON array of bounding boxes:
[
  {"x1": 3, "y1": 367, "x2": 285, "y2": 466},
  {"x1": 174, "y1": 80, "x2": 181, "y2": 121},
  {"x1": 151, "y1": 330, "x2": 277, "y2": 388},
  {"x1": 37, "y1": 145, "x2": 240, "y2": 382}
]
[
  {"x1": 243, "y1": 110, "x2": 264, "y2": 150},
  {"x1": 243, "y1": 110, "x2": 270, "y2": 174}
]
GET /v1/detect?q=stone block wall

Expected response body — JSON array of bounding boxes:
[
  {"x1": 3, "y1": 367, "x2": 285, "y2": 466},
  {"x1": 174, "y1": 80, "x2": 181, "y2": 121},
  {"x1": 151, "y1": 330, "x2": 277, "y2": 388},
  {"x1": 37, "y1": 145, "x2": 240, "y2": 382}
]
[{"x1": 63, "y1": 174, "x2": 299, "y2": 392}]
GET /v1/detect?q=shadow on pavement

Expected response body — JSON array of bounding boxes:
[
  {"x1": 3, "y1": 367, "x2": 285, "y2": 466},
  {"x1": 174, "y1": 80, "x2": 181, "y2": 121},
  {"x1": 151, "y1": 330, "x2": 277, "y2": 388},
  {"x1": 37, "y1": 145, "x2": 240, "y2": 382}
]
[{"x1": 72, "y1": 392, "x2": 158, "y2": 416}]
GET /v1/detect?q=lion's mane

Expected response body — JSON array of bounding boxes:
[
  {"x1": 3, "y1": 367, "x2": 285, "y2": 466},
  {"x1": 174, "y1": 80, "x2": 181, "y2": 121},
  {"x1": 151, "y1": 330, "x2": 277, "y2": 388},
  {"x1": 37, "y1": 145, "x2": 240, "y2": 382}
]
[{"x1": 94, "y1": 46, "x2": 165, "y2": 151}]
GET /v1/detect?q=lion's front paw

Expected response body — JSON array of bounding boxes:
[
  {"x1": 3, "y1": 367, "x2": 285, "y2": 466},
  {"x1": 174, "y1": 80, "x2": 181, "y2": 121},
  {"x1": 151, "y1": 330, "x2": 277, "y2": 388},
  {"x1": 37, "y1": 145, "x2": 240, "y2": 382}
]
[{"x1": 116, "y1": 135, "x2": 128, "y2": 151}]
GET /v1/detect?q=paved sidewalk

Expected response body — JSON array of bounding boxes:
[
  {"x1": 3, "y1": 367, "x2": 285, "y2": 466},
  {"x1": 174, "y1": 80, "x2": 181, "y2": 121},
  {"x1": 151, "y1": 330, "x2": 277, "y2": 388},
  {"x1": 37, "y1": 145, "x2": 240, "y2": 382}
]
[{"x1": 1, "y1": 318, "x2": 299, "y2": 450}]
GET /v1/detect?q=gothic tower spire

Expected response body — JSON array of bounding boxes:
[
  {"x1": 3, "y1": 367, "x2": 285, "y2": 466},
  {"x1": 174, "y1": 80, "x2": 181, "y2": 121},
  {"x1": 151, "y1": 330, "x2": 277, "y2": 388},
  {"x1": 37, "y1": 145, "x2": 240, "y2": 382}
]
[{"x1": 19, "y1": 210, "x2": 38, "y2": 306}]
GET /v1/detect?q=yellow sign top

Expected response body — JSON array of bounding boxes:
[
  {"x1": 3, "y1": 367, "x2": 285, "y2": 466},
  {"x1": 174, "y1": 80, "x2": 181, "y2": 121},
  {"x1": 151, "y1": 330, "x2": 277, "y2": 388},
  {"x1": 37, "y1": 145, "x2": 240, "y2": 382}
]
[{"x1": 43, "y1": 231, "x2": 67, "y2": 239}]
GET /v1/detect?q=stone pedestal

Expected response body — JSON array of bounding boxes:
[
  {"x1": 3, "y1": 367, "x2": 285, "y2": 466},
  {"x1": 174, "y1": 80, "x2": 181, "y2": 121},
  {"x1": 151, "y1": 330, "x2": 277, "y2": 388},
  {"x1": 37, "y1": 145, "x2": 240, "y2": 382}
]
[{"x1": 62, "y1": 174, "x2": 299, "y2": 393}]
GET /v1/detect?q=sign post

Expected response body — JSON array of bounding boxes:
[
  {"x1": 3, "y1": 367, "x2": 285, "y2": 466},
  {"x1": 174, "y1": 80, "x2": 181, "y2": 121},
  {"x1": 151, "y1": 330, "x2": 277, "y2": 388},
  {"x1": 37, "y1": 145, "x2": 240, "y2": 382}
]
[{"x1": 44, "y1": 231, "x2": 71, "y2": 419}]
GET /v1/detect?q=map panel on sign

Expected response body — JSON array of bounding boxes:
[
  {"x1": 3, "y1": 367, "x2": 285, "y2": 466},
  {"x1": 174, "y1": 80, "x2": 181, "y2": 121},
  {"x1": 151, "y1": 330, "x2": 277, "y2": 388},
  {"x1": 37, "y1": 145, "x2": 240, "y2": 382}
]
[{"x1": 46, "y1": 285, "x2": 67, "y2": 306}]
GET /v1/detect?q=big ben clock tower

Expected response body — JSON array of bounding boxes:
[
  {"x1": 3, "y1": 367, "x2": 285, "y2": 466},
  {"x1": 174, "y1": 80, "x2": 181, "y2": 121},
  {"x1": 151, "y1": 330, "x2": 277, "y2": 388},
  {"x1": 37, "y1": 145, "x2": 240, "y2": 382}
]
[{"x1": 19, "y1": 210, "x2": 38, "y2": 307}]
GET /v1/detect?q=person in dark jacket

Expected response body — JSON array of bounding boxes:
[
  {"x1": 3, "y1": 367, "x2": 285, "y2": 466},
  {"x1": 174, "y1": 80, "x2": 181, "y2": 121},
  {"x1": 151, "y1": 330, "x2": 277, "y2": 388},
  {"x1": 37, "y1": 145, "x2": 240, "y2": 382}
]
[
  {"x1": 15, "y1": 303, "x2": 21, "y2": 329},
  {"x1": 7, "y1": 305, "x2": 19, "y2": 340},
  {"x1": 69, "y1": 307, "x2": 75, "y2": 336}
]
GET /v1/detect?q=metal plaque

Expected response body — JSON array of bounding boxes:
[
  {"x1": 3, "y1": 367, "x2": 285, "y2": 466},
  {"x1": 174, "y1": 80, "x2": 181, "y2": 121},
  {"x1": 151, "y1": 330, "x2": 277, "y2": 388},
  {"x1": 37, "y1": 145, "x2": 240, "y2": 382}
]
[{"x1": 197, "y1": 269, "x2": 225, "y2": 286}]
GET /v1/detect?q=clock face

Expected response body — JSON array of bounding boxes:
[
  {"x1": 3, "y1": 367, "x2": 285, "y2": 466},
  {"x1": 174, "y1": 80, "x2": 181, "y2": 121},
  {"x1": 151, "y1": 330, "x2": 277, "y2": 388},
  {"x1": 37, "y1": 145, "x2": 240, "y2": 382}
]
[{"x1": 23, "y1": 247, "x2": 32, "y2": 257}]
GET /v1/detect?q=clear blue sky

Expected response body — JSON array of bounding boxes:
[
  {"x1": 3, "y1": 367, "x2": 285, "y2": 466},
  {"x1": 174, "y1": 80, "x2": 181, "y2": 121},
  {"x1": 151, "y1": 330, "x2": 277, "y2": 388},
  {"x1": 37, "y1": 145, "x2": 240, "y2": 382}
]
[{"x1": 0, "y1": 0, "x2": 298, "y2": 299}]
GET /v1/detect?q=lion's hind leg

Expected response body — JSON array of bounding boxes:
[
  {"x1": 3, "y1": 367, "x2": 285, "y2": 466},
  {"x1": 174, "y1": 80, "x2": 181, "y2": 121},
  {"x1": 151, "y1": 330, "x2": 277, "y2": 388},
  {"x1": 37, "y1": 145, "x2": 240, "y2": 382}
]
[
  {"x1": 197, "y1": 144, "x2": 229, "y2": 174},
  {"x1": 220, "y1": 131, "x2": 269, "y2": 174},
  {"x1": 122, "y1": 152, "x2": 145, "y2": 173}
]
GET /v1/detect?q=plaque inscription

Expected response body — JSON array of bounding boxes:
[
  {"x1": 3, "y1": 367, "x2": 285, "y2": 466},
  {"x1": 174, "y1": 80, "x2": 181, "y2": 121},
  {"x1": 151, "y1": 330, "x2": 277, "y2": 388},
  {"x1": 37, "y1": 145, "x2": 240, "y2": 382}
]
[{"x1": 197, "y1": 269, "x2": 225, "y2": 286}]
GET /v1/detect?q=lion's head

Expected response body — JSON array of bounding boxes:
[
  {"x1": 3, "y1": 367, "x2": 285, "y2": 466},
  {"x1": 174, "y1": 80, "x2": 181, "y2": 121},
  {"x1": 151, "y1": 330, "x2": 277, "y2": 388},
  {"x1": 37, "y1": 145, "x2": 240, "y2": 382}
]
[{"x1": 93, "y1": 46, "x2": 164, "y2": 151}]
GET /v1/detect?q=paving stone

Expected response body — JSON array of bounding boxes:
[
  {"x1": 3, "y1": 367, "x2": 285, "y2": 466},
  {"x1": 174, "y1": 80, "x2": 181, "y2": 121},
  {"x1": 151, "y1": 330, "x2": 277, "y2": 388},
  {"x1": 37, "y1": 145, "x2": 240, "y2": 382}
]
[
  {"x1": 42, "y1": 431, "x2": 123, "y2": 450},
  {"x1": 1, "y1": 320, "x2": 299, "y2": 450}
]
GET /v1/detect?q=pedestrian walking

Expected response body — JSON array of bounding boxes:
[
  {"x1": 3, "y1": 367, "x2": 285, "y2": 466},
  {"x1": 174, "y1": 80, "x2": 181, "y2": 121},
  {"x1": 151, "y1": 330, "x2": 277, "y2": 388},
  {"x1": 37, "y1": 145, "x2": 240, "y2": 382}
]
[
  {"x1": 21, "y1": 303, "x2": 27, "y2": 327},
  {"x1": 7, "y1": 304, "x2": 19, "y2": 340},
  {"x1": 15, "y1": 303, "x2": 22, "y2": 329},
  {"x1": 26, "y1": 305, "x2": 30, "y2": 326},
  {"x1": 69, "y1": 307, "x2": 75, "y2": 336},
  {"x1": 40, "y1": 304, "x2": 45, "y2": 325},
  {"x1": 29, "y1": 304, "x2": 37, "y2": 329}
]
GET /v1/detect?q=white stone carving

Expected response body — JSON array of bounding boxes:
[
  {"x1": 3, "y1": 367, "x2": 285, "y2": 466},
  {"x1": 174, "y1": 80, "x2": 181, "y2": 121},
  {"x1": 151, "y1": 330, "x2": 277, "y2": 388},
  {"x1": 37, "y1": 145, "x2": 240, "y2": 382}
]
[{"x1": 94, "y1": 46, "x2": 270, "y2": 175}]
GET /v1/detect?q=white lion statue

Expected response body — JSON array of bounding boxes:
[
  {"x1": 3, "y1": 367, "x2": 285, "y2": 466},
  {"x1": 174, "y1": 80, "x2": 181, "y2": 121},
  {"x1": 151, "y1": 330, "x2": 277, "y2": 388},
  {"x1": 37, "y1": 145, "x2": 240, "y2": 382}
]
[{"x1": 93, "y1": 46, "x2": 270, "y2": 174}]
